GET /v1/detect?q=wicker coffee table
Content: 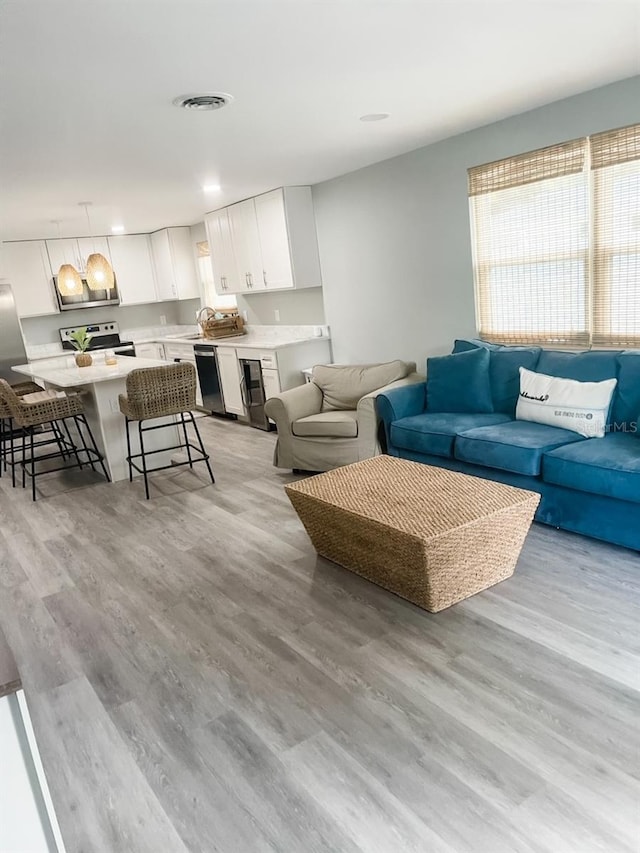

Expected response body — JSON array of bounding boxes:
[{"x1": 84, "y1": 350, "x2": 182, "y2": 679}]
[{"x1": 285, "y1": 455, "x2": 540, "y2": 612}]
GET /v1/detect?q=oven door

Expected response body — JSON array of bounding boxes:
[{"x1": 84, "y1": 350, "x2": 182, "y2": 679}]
[{"x1": 114, "y1": 344, "x2": 136, "y2": 357}]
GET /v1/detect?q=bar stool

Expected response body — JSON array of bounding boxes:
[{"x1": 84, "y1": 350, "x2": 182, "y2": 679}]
[
  {"x1": 0, "y1": 381, "x2": 68, "y2": 487},
  {"x1": 119, "y1": 362, "x2": 214, "y2": 500},
  {"x1": 0, "y1": 379, "x2": 109, "y2": 500}
]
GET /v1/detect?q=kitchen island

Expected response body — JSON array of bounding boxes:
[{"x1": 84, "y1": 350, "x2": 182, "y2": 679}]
[{"x1": 12, "y1": 356, "x2": 181, "y2": 483}]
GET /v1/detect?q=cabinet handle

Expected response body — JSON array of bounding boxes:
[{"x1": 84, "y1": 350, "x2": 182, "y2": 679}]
[
  {"x1": 263, "y1": 270, "x2": 267, "y2": 286},
  {"x1": 221, "y1": 276, "x2": 227, "y2": 290}
]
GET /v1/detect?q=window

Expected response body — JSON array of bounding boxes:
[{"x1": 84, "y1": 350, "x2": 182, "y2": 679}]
[
  {"x1": 196, "y1": 241, "x2": 237, "y2": 310},
  {"x1": 468, "y1": 124, "x2": 640, "y2": 348}
]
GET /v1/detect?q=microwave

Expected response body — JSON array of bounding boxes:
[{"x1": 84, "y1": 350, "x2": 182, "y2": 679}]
[{"x1": 52, "y1": 275, "x2": 120, "y2": 312}]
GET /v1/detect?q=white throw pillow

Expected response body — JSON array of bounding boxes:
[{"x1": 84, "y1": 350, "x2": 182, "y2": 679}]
[{"x1": 516, "y1": 367, "x2": 617, "y2": 438}]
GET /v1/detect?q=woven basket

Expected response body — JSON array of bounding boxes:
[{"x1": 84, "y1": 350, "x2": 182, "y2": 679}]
[{"x1": 197, "y1": 307, "x2": 245, "y2": 340}]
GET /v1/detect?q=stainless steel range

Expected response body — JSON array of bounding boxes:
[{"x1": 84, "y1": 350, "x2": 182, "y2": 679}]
[{"x1": 59, "y1": 322, "x2": 136, "y2": 356}]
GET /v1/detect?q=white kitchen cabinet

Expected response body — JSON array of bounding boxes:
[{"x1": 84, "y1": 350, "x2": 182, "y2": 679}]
[
  {"x1": 262, "y1": 367, "x2": 281, "y2": 400},
  {"x1": 77, "y1": 237, "x2": 111, "y2": 271},
  {"x1": 257, "y1": 187, "x2": 322, "y2": 291},
  {"x1": 135, "y1": 342, "x2": 165, "y2": 360},
  {"x1": 163, "y1": 341, "x2": 203, "y2": 408},
  {"x1": 227, "y1": 199, "x2": 261, "y2": 292},
  {"x1": 46, "y1": 237, "x2": 112, "y2": 274},
  {"x1": 1, "y1": 240, "x2": 58, "y2": 317},
  {"x1": 45, "y1": 239, "x2": 81, "y2": 274},
  {"x1": 107, "y1": 234, "x2": 158, "y2": 305},
  {"x1": 204, "y1": 209, "x2": 240, "y2": 295},
  {"x1": 216, "y1": 347, "x2": 245, "y2": 415},
  {"x1": 150, "y1": 227, "x2": 199, "y2": 301},
  {"x1": 204, "y1": 186, "x2": 322, "y2": 295}
]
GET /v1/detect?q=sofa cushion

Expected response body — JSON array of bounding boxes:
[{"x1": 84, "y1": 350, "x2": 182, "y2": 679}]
[
  {"x1": 516, "y1": 367, "x2": 618, "y2": 438},
  {"x1": 426, "y1": 348, "x2": 493, "y2": 414},
  {"x1": 536, "y1": 349, "x2": 621, "y2": 382},
  {"x1": 313, "y1": 361, "x2": 409, "y2": 412},
  {"x1": 452, "y1": 338, "x2": 500, "y2": 353},
  {"x1": 452, "y1": 339, "x2": 541, "y2": 415},
  {"x1": 543, "y1": 433, "x2": 640, "y2": 504},
  {"x1": 489, "y1": 347, "x2": 542, "y2": 415},
  {"x1": 292, "y1": 410, "x2": 358, "y2": 438},
  {"x1": 455, "y1": 421, "x2": 584, "y2": 476},
  {"x1": 611, "y1": 352, "x2": 640, "y2": 433},
  {"x1": 390, "y1": 412, "x2": 510, "y2": 458}
]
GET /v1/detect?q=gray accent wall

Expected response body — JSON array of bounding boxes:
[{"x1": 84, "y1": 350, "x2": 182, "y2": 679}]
[
  {"x1": 312, "y1": 75, "x2": 640, "y2": 367},
  {"x1": 236, "y1": 288, "x2": 325, "y2": 326},
  {"x1": 20, "y1": 301, "x2": 184, "y2": 345}
]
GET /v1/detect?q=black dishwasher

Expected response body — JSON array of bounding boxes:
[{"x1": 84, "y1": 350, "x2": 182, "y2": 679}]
[{"x1": 194, "y1": 344, "x2": 227, "y2": 416}]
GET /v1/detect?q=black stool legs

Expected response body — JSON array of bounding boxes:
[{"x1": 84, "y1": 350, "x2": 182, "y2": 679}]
[{"x1": 124, "y1": 413, "x2": 214, "y2": 499}]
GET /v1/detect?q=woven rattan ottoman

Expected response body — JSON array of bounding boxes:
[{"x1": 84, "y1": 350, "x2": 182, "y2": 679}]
[{"x1": 285, "y1": 455, "x2": 540, "y2": 612}]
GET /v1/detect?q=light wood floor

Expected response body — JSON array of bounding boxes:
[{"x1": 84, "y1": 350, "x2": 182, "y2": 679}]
[{"x1": 0, "y1": 416, "x2": 638, "y2": 853}]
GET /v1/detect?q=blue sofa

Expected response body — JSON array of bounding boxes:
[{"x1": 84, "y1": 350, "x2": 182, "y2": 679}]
[{"x1": 376, "y1": 340, "x2": 640, "y2": 551}]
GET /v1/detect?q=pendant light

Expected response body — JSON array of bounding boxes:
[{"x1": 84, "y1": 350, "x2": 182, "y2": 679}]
[
  {"x1": 81, "y1": 202, "x2": 115, "y2": 292},
  {"x1": 53, "y1": 220, "x2": 83, "y2": 297}
]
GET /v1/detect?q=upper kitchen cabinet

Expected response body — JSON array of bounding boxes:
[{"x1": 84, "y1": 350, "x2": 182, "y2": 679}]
[
  {"x1": 107, "y1": 234, "x2": 158, "y2": 305},
  {"x1": 255, "y1": 187, "x2": 322, "y2": 291},
  {"x1": 204, "y1": 208, "x2": 241, "y2": 295},
  {"x1": 227, "y1": 199, "x2": 262, "y2": 292},
  {"x1": 150, "y1": 227, "x2": 199, "y2": 302},
  {"x1": 1, "y1": 240, "x2": 58, "y2": 317},
  {"x1": 205, "y1": 186, "x2": 322, "y2": 296},
  {"x1": 45, "y1": 237, "x2": 112, "y2": 274}
]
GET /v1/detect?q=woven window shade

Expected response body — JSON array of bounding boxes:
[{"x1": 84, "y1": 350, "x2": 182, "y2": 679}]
[
  {"x1": 592, "y1": 124, "x2": 640, "y2": 347},
  {"x1": 468, "y1": 139, "x2": 585, "y2": 196},
  {"x1": 469, "y1": 139, "x2": 589, "y2": 346}
]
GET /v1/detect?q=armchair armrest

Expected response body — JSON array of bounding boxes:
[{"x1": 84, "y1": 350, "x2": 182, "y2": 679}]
[
  {"x1": 356, "y1": 373, "x2": 425, "y2": 459},
  {"x1": 264, "y1": 382, "x2": 323, "y2": 433}
]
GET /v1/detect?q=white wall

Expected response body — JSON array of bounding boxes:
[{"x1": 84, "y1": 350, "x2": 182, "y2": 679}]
[{"x1": 313, "y1": 75, "x2": 640, "y2": 367}]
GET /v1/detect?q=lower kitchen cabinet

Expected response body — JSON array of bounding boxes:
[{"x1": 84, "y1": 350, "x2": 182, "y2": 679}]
[
  {"x1": 217, "y1": 347, "x2": 245, "y2": 416},
  {"x1": 261, "y1": 368, "x2": 281, "y2": 400},
  {"x1": 135, "y1": 342, "x2": 165, "y2": 360}
]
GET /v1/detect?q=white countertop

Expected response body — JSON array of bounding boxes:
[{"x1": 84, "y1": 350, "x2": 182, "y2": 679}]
[
  {"x1": 13, "y1": 356, "x2": 167, "y2": 388},
  {"x1": 25, "y1": 325, "x2": 331, "y2": 361},
  {"x1": 159, "y1": 333, "x2": 328, "y2": 350}
]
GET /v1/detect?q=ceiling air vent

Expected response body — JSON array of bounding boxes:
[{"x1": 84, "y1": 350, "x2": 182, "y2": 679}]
[{"x1": 172, "y1": 93, "x2": 234, "y2": 111}]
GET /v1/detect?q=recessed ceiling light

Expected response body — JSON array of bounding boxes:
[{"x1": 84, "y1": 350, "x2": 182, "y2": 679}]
[
  {"x1": 111, "y1": 224, "x2": 125, "y2": 233},
  {"x1": 359, "y1": 113, "x2": 390, "y2": 122},
  {"x1": 203, "y1": 183, "x2": 221, "y2": 193},
  {"x1": 173, "y1": 93, "x2": 234, "y2": 111}
]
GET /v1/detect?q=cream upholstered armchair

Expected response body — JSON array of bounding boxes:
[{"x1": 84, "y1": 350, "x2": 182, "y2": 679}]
[{"x1": 264, "y1": 360, "x2": 420, "y2": 471}]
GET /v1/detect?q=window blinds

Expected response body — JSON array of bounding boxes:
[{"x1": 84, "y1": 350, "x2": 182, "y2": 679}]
[
  {"x1": 591, "y1": 124, "x2": 640, "y2": 347},
  {"x1": 469, "y1": 125, "x2": 640, "y2": 348},
  {"x1": 469, "y1": 138, "x2": 590, "y2": 345}
]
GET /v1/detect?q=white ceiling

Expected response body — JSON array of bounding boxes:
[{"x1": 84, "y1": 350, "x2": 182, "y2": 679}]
[{"x1": 1, "y1": 0, "x2": 638, "y2": 241}]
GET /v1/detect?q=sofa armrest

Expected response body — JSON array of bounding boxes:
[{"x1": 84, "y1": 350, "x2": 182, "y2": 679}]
[
  {"x1": 264, "y1": 382, "x2": 323, "y2": 433},
  {"x1": 375, "y1": 380, "x2": 427, "y2": 425},
  {"x1": 356, "y1": 373, "x2": 425, "y2": 459}
]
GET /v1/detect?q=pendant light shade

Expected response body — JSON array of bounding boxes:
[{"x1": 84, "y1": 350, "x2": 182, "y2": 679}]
[
  {"x1": 85, "y1": 252, "x2": 115, "y2": 291},
  {"x1": 57, "y1": 263, "x2": 84, "y2": 296}
]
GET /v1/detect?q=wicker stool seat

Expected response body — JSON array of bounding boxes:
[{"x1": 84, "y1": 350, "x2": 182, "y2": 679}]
[
  {"x1": 0, "y1": 381, "x2": 68, "y2": 486},
  {"x1": 0, "y1": 379, "x2": 109, "y2": 500},
  {"x1": 118, "y1": 363, "x2": 214, "y2": 499}
]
